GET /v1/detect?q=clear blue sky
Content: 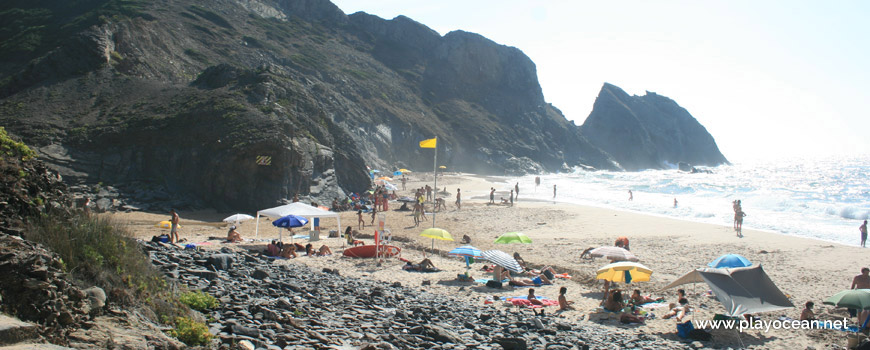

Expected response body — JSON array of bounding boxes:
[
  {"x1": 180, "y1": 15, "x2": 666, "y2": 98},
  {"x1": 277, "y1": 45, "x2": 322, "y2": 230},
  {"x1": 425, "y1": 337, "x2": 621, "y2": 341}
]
[{"x1": 331, "y1": 1, "x2": 870, "y2": 161}]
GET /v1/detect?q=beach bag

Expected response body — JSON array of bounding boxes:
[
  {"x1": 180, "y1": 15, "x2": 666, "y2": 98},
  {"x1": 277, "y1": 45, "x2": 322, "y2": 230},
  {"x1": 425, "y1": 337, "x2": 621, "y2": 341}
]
[
  {"x1": 677, "y1": 321, "x2": 695, "y2": 338},
  {"x1": 486, "y1": 280, "x2": 503, "y2": 289}
]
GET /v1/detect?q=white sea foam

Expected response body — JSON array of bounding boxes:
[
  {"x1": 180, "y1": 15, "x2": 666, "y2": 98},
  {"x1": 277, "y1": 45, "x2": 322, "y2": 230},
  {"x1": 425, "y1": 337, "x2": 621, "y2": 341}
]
[{"x1": 496, "y1": 155, "x2": 870, "y2": 246}]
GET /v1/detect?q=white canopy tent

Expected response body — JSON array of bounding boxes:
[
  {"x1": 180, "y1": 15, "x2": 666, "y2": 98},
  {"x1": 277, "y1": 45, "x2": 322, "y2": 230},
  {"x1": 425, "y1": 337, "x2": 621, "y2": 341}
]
[{"x1": 255, "y1": 202, "x2": 341, "y2": 238}]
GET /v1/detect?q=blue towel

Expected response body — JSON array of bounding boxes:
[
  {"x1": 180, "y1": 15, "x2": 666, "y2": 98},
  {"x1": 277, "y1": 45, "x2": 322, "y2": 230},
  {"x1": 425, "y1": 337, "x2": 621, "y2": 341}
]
[{"x1": 624, "y1": 270, "x2": 632, "y2": 284}]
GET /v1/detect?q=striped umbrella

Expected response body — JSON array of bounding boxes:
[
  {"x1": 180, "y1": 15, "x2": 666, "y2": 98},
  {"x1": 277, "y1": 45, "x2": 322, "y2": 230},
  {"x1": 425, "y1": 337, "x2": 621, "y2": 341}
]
[
  {"x1": 448, "y1": 245, "x2": 483, "y2": 258},
  {"x1": 449, "y1": 245, "x2": 483, "y2": 268},
  {"x1": 482, "y1": 250, "x2": 524, "y2": 273}
]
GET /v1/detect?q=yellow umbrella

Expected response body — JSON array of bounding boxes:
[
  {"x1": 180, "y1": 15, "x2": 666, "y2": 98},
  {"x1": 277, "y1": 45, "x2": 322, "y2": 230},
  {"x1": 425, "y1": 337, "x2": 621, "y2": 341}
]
[
  {"x1": 155, "y1": 221, "x2": 180, "y2": 229},
  {"x1": 420, "y1": 228, "x2": 453, "y2": 256},
  {"x1": 399, "y1": 169, "x2": 412, "y2": 173},
  {"x1": 377, "y1": 176, "x2": 393, "y2": 181},
  {"x1": 596, "y1": 261, "x2": 652, "y2": 283},
  {"x1": 420, "y1": 228, "x2": 453, "y2": 241},
  {"x1": 438, "y1": 166, "x2": 447, "y2": 169}
]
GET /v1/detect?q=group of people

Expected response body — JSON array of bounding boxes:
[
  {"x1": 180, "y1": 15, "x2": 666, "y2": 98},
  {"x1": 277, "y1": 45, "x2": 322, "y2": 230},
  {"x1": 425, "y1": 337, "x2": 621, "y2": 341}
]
[{"x1": 265, "y1": 240, "x2": 333, "y2": 259}]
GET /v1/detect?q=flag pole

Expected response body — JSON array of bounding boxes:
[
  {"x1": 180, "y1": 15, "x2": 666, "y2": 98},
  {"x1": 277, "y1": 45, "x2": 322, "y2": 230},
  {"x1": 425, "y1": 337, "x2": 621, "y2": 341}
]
[{"x1": 432, "y1": 137, "x2": 437, "y2": 228}]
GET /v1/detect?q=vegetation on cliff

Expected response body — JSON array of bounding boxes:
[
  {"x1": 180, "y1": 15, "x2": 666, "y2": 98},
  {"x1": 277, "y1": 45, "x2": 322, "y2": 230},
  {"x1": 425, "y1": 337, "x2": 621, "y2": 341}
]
[{"x1": 0, "y1": 130, "x2": 210, "y2": 346}]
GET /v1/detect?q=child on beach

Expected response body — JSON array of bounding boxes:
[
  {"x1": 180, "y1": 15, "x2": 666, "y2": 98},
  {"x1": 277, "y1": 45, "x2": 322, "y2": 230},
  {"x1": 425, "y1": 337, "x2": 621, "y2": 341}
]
[{"x1": 559, "y1": 287, "x2": 575, "y2": 310}]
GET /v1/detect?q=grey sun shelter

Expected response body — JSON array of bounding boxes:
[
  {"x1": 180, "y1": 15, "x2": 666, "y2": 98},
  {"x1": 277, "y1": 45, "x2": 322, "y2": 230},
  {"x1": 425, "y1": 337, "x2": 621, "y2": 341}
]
[{"x1": 662, "y1": 265, "x2": 794, "y2": 316}]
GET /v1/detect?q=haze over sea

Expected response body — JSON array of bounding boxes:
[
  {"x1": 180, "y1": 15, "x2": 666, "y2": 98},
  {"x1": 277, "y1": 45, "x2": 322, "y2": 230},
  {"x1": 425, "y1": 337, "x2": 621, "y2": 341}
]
[{"x1": 505, "y1": 155, "x2": 870, "y2": 247}]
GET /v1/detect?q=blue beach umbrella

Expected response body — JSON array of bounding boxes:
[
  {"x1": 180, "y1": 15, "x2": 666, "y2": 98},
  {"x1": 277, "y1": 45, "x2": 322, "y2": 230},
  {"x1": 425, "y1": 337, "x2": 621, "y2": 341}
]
[
  {"x1": 708, "y1": 254, "x2": 752, "y2": 268},
  {"x1": 272, "y1": 215, "x2": 309, "y2": 242},
  {"x1": 449, "y1": 245, "x2": 483, "y2": 268},
  {"x1": 393, "y1": 171, "x2": 403, "y2": 176}
]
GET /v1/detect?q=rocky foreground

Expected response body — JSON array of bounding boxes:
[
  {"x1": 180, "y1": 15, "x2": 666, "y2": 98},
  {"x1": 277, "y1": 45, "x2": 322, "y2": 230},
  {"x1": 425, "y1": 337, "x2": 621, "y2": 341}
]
[{"x1": 148, "y1": 242, "x2": 695, "y2": 350}]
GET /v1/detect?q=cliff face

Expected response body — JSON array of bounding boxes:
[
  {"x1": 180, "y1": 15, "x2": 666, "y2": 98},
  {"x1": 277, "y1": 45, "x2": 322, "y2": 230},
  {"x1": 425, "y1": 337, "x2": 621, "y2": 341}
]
[
  {"x1": 580, "y1": 83, "x2": 729, "y2": 171},
  {"x1": 0, "y1": 0, "x2": 618, "y2": 210}
]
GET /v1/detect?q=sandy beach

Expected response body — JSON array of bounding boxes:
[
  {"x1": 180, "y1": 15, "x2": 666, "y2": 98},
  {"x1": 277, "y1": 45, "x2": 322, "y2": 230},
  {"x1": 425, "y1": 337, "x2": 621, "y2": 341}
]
[{"x1": 110, "y1": 173, "x2": 863, "y2": 349}]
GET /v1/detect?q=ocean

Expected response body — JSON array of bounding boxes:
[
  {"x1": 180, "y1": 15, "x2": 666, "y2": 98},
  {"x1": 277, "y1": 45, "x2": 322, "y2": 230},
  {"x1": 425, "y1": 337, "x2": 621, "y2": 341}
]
[{"x1": 506, "y1": 155, "x2": 870, "y2": 247}]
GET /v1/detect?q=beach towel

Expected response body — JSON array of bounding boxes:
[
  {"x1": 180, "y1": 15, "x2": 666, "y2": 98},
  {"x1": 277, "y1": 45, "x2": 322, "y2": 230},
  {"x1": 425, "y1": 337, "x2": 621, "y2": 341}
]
[
  {"x1": 554, "y1": 273, "x2": 572, "y2": 279},
  {"x1": 510, "y1": 299, "x2": 559, "y2": 308},
  {"x1": 639, "y1": 300, "x2": 669, "y2": 309},
  {"x1": 476, "y1": 278, "x2": 510, "y2": 284}
]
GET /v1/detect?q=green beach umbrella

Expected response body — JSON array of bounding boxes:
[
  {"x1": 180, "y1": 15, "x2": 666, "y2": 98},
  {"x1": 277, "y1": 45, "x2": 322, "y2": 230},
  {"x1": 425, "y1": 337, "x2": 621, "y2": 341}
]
[
  {"x1": 824, "y1": 289, "x2": 870, "y2": 310},
  {"x1": 494, "y1": 232, "x2": 532, "y2": 244}
]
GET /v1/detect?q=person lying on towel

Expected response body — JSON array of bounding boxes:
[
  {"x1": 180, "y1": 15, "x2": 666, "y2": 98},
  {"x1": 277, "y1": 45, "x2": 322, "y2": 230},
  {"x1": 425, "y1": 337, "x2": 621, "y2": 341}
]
[
  {"x1": 403, "y1": 258, "x2": 439, "y2": 272},
  {"x1": 629, "y1": 289, "x2": 665, "y2": 306}
]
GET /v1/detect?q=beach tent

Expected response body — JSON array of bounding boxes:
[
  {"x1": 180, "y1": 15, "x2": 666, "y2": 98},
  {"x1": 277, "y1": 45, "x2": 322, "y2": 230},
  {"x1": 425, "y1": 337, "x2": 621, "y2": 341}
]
[
  {"x1": 255, "y1": 202, "x2": 341, "y2": 238},
  {"x1": 663, "y1": 265, "x2": 793, "y2": 316}
]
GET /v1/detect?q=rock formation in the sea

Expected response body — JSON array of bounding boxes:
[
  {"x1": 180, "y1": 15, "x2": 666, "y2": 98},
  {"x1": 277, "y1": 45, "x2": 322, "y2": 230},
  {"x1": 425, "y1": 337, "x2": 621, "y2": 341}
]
[
  {"x1": 581, "y1": 83, "x2": 729, "y2": 171},
  {"x1": 0, "y1": 0, "x2": 616, "y2": 210}
]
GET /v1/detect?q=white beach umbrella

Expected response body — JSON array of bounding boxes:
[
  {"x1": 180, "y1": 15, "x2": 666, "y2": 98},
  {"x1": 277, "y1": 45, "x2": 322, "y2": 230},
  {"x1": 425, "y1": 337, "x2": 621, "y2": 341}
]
[
  {"x1": 588, "y1": 246, "x2": 639, "y2": 262},
  {"x1": 223, "y1": 214, "x2": 255, "y2": 224}
]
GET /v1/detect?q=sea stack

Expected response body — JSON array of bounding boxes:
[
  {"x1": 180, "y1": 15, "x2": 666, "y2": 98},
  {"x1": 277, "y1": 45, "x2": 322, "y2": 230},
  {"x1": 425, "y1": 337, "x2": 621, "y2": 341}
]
[{"x1": 580, "y1": 83, "x2": 729, "y2": 171}]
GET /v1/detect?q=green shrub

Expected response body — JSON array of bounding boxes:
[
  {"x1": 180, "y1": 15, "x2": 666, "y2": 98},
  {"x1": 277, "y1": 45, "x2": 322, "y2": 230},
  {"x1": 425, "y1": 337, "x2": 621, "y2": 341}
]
[
  {"x1": 26, "y1": 212, "x2": 166, "y2": 297},
  {"x1": 179, "y1": 290, "x2": 218, "y2": 312},
  {"x1": 168, "y1": 317, "x2": 213, "y2": 346},
  {"x1": 0, "y1": 127, "x2": 36, "y2": 161}
]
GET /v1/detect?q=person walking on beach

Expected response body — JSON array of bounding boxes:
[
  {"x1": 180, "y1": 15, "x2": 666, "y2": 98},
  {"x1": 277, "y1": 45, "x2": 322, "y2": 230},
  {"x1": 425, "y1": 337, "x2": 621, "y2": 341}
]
[
  {"x1": 489, "y1": 187, "x2": 495, "y2": 204},
  {"x1": 515, "y1": 183, "x2": 519, "y2": 202},
  {"x1": 732, "y1": 200, "x2": 741, "y2": 230},
  {"x1": 169, "y1": 209, "x2": 180, "y2": 243},
  {"x1": 455, "y1": 188, "x2": 461, "y2": 210},
  {"x1": 509, "y1": 190, "x2": 514, "y2": 207},
  {"x1": 401, "y1": 176, "x2": 407, "y2": 191},
  {"x1": 628, "y1": 190, "x2": 633, "y2": 201},
  {"x1": 357, "y1": 209, "x2": 365, "y2": 229},
  {"x1": 553, "y1": 185, "x2": 557, "y2": 199},
  {"x1": 860, "y1": 220, "x2": 868, "y2": 247},
  {"x1": 674, "y1": 198, "x2": 678, "y2": 208}
]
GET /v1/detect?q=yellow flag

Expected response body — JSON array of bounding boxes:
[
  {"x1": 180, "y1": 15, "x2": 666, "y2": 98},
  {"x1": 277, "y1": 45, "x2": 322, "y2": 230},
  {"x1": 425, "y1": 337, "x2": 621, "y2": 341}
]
[{"x1": 419, "y1": 137, "x2": 437, "y2": 148}]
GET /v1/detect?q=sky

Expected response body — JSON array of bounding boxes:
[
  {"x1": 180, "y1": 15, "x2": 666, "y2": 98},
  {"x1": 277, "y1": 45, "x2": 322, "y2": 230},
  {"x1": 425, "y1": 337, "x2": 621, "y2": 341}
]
[{"x1": 330, "y1": 1, "x2": 870, "y2": 162}]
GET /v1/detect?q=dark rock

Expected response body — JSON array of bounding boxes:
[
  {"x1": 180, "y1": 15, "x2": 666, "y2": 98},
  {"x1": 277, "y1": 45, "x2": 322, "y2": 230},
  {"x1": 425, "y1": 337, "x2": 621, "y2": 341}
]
[
  {"x1": 251, "y1": 269, "x2": 272, "y2": 280},
  {"x1": 208, "y1": 254, "x2": 234, "y2": 271},
  {"x1": 230, "y1": 325, "x2": 260, "y2": 338},
  {"x1": 494, "y1": 337, "x2": 528, "y2": 350},
  {"x1": 581, "y1": 83, "x2": 729, "y2": 170}
]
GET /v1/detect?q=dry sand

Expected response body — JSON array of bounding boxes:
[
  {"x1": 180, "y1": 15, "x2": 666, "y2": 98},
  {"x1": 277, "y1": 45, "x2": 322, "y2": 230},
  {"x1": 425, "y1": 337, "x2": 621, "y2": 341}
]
[{"x1": 110, "y1": 172, "x2": 863, "y2": 349}]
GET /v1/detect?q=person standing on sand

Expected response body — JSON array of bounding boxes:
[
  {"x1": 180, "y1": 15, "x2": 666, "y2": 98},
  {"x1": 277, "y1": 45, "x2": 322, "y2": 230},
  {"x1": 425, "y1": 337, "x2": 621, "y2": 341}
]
[
  {"x1": 553, "y1": 185, "x2": 557, "y2": 199},
  {"x1": 674, "y1": 198, "x2": 678, "y2": 208},
  {"x1": 401, "y1": 176, "x2": 407, "y2": 191},
  {"x1": 509, "y1": 190, "x2": 514, "y2": 207},
  {"x1": 515, "y1": 183, "x2": 519, "y2": 202},
  {"x1": 357, "y1": 210, "x2": 365, "y2": 229},
  {"x1": 860, "y1": 220, "x2": 868, "y2": 247},
  {"x1": 169, "y1": 209, "x2": 180, "y2": 243},
  {"x1": 455, "y1": 188, "x2": 461, "y2": 210},
  {"x1": 628, "y1": 190, "x2": 633, "y2": 201},
  {"x1": 489, "y1": 187, "x2": 495, "y2": 204}
]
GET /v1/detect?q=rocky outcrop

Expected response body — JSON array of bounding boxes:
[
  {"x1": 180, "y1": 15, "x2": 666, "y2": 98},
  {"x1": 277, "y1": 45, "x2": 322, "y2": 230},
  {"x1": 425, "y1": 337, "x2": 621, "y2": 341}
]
[
  {"x1": 1, "y1": 0, "x2": 623, "y2": 212},
  {"x1": 581, "y1": 83, "x2": 729, "y2": 171}
]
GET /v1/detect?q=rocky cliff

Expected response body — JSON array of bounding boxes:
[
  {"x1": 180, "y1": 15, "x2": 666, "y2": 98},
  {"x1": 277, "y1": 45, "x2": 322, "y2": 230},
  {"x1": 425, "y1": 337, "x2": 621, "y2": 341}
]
[
  {"x1": 580, "y1": 83, "x2": 729, "y2": 171},
  {"x1": 0, "y1": 0, "x2": 616, "y2": 211}
]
